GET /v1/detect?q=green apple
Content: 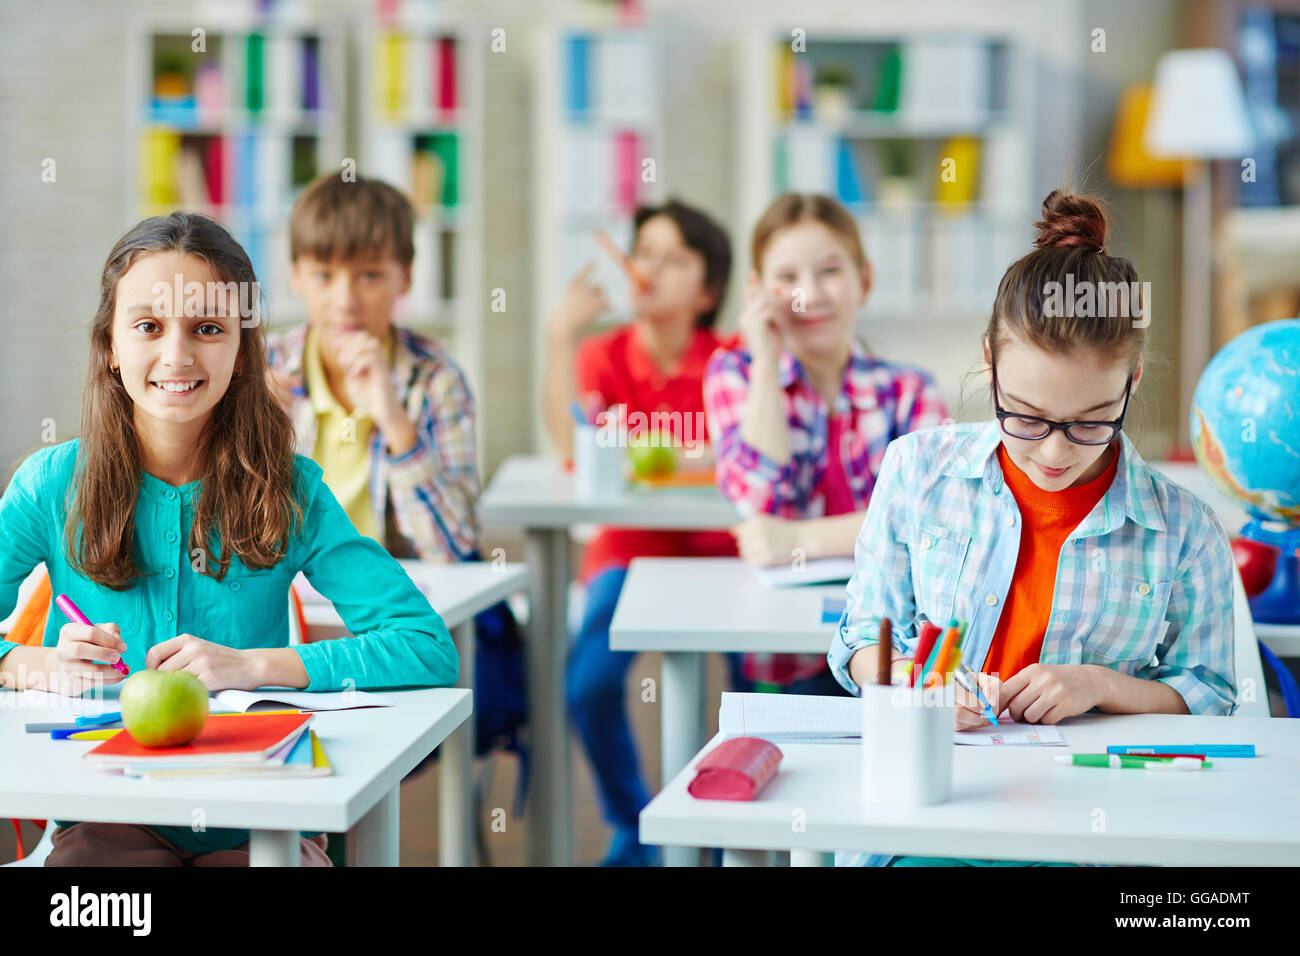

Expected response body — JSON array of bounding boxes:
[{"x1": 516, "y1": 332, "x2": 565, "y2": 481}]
[
  {"x1": 119, "y1": 670, "x2": 209, "y2": 748},
  {"x1": 627, "y1": 430, "x2": 677, "y2": 479}
]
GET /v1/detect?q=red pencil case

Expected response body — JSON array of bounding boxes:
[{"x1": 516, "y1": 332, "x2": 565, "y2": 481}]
[{"x1": 687, "y1": 736, "x2": 783, "y2": 801}]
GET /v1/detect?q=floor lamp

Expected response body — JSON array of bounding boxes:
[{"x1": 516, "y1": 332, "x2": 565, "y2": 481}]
[{"x1": 1144, "y1": 48, "x2": 1255, "y2": 448}]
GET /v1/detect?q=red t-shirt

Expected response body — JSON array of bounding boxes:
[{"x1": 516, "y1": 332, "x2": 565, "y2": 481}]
[
  {"x1": 815, "y1": 412, "x2": 856, "y2": 517},
  {"x1": 575, "y1": 324, "x2": 739, "y2": 582},
  {"x1": 982, "y1": 443, "x2": 1119, "y2": 681}
]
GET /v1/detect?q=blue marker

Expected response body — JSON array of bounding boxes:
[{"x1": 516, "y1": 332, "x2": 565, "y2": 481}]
[
  {"x1": 569, "y1": 400, "x2": 588, "y2": 426},
  {"x1": 1108, "y1": 744, "x2": 1255, "y2": 758},
  {"x1": 953, "y1": 662, "x2": 999, "y2": 726},
  {"x1": 75, "y1": 711, "x2": 122, "y2": 727}
]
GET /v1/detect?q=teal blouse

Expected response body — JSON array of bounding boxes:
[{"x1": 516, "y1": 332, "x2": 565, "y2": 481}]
[{"x1": 0, "y1": 439, "x2": 458, "y2": 855}]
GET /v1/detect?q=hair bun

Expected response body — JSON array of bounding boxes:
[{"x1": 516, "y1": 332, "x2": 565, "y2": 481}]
[{"x1": 1033, "y1": 189, "x2": 1107, "y2": 254}]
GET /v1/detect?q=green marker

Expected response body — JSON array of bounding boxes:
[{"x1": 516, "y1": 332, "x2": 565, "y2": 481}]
[{"x1": 1055, "y1": 754, "x2": 1212, "y2": 771}]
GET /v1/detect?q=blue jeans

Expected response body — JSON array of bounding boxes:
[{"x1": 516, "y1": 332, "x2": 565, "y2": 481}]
[{"x1": 567, "y1": 567, "x2": 648, "y2": 833}]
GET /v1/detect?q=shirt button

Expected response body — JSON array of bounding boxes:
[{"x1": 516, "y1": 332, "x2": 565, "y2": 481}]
[
  {"x1": 166, "y1": 490, "x2": 177, "y2": 500},
  {"x1": 921, "y1": 536, "x2": 933, "y2": 549},
  {"x1": 1138, "y1": 582, "x2": 1151, "y2": 596},
  {"x1": 165, "y1": 567, "x2": 175, "y2": 579},
  {"x1": 1005, "y1": 514, "x2": 1015, "y2": 527},
  {"x1": 230, "y1": 581, "x2": 242, "y2": 593},
  {"x1": 165, "y1": 530, "x2": 178, "y2": 543},
  {"x1": 985, "y1": 593, "x2": 998, "y2": 606},
  {"x1": 164, "y1": 610, "x2": 173, "y2": 622}
]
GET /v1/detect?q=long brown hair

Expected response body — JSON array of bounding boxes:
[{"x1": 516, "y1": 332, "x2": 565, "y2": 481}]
[
  {"x1": 986, "y1": 189, "x2": 1146, "y2": 367},
  {"x1": 70, "y1": 212, "x2": 303, "y2": 589}
]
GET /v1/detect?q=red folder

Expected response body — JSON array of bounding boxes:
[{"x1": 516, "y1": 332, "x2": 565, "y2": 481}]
[
  {"x1": 85, "y1": 713, "x2": 313, "y2": 767},
  {"x1": 688, "y1": 736, "x2": 782, "y2": 801}
]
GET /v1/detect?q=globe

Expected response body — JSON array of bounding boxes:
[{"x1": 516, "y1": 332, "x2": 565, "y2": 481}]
[
  {"x1": 1190, "y1": 318, "x2": 1300, "y2": 528},
  {"x1": 1191, "y1": 318, "x2": 1300, "y2": 625}
]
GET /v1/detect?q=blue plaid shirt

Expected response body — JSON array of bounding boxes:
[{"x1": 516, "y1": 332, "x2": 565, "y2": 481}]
[{"x1": 829, "y1": 421, "x2": 1237, "y2": 717}]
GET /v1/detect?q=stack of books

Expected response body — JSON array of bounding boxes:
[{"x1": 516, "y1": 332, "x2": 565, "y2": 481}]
[{"x1": 83, "y1": 713, "x2": 332, "y2": 781}]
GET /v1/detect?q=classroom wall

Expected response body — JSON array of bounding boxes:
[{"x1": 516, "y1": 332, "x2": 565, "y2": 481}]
[{"x1": 0, "y1": 0, "x2": 1191, "y2": 490}]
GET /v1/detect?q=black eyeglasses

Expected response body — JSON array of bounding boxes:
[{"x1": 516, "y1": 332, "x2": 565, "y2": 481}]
[{"x1": 992, "y1": 365, "x2": 1132, "y2": 446}]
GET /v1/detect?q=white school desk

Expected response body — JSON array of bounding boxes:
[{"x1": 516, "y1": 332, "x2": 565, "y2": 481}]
[
  {"x1": 609, "y1": 556, "x2": 843, "y2": 866},
  {"x1": 0, "y1": 687, "x2": 471, "y2": 866},
  {"x1": 294, "y1": 559, "x2": 530, "y2": 867},
  {"x1": 479, "y1": 455, "x2": 738, "y2": 865},
  {"x1": 641, "y1": 712, "x2": 1300, "y2": 866}
]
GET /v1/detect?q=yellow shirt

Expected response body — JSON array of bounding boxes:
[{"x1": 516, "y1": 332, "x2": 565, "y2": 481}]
[{"x1": 303, "y1": 326, "x2": 394, "y2": 544}]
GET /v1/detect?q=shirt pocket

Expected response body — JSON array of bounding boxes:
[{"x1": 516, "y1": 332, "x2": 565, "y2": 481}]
[
  {"x1": 1081, "y1": 575, "x2": 1173, "y2": 676},
  {"x1": 194, "y1": 562, "x2": 290, "y2": 650},
  {"x1": 909, "y1": 525, "x2": 971, "y2": 627}
]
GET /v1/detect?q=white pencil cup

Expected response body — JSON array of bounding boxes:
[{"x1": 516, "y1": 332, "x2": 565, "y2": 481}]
[
  {"x1": 860, "y1": 682, "x2": 954, "y2": 807},
  {"x1": 574, "y1": 424, "x2": 626, "y2": 500}
]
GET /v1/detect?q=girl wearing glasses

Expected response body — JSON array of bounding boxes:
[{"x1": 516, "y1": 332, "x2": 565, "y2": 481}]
[
  {"x1": 827, "y1": 189, "x2": 1237, "y2": 866},
  {"x1": 831, "y1": 188, "x2": 1236, "y2": 728}
]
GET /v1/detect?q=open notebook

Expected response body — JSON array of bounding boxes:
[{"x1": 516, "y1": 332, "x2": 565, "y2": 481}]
[
  {"x1": 751, "y1": 557, "x2": 856, "y2": 589},
  {"x1": 718, "y1": 693, "x2": 1066, "y2": 747}
]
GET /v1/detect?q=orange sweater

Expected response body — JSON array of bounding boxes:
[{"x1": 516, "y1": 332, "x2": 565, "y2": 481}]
[{"x1": 982, "y1": 443, "x2": 1118, "y2": 680}]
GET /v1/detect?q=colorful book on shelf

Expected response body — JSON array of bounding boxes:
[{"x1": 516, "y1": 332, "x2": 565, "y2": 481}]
[
  {"x1": 835, "y1": 138, "x2": 864, "y2": 205},
  {"x1": 566, "y1": 33, "x2": 590, "y2": 115},
  {"x1": 613, "y1": 130, "x2": 640, "y2": 215},
  {"x1": 436, "y1": 36, "x2": 457, "y2": 115},
  {"x1": 140, "y1": 128, "x2": 181, "y2": 206},
  {"x1": 204, "y1": 136, "x2": 226, "y2": 206},
  {"x1": 872, "y1": 45, "x2": 902, "y2": 113},
  {"x1": 246, "y1": 32, "x2": 264, "y2": 114},
  {"x1": 302, "y1": 35, "x2": 321, "y2": 111},
  {"x1": 84, "y1": 713, "x2": 313, "y2": 769},
  {"x1": 377, "y1": 30, "x2": 403, "y2": 120},
  {"x1": 935, "y1": 135, "x2": 981, "y2": 210}
]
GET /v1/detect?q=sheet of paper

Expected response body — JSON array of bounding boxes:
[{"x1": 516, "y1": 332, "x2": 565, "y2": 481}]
[
  {"x1": 719, "y1": 693, "x2": 861, "y2": 741},
  {"x1": 3, "y1": 687, "x2": 122, "y2": 718},
  {"x1": 753, "y1": 557, "x2": 856, "y2": 589},
  {"x1": 211, "y1": 688, "x2": 395, "y2": 713},
  {"x1": 953, "y1": 718, "x2": 1066, "y2": 746},
  {"x1": 718, "y1": 693, "x2": 1068, "y2": 746}
]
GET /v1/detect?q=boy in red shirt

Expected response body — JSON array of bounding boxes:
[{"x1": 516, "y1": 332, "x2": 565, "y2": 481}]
[{"x1": 542, "y1": 199, "x2": 735, "y2": 866}]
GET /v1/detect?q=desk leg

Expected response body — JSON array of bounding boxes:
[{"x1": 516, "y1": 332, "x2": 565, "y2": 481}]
[
  {"x1": 661, "y1": 651, "x2": 705, "y2": 868},
  {"x1": 722, "y1": 848, "x2": 769, "y2": 867},
  {"x1": 524, "y1": 527, "x2": 572, "y2": 866},
  {"x1": 353, "y1": 785, "x2": 400, "y2": 866},
  {"x1": 249, "y1": 830, "x2": 298, "y2": 867},
  {"x1": 439, "y1": 620, "x2": 476, "y2": 867}
]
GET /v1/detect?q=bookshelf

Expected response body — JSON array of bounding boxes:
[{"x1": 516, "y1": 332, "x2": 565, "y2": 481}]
[
  {"x1": 737, "y1": 29, "x2": 1035, "y2": 324},
  {"x1": 125, "y1": 12, "x2": 345, "y2": 328},
  {"x1": 360, "y1": 16, "x2": 485, "y2": 426},
  {"x1": 532, "y1": 22, "x2": 666, "y2": 447}
]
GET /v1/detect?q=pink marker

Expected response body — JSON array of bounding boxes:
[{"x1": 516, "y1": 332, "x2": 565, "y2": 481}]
[{"x1": 55, "y1": 594, "x2": 129, "y2": 675}]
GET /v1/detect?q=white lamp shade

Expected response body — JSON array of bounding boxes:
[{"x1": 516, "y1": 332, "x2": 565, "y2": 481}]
[{"x1": 1144, "y1": 49, "x2": 1255, "y2": 159}]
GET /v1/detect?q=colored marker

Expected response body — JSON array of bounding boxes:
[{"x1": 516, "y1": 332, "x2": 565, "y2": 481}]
[
  {"x1": 876, "y1": 618, "x2": 893, "y2": 686},
  {"x1": 910, "y1": 622, "x2": 942, "y2": 688},
  {"x1": 52, "y1": 727, "x2": 122, "y2": 741},
  {"x1": 952, "y1": 662, "x2": 998, "y2": 726},
  {"x1": 569, "y1": 400, "x2": 589, "y2": 426},
  {"x1": 925, "y1": 627, "x2": 960, "y2": 687},
  {"x1": 1107, "y1": 745, "x2": 1254, "y2": 758},
  {"x1": 75, "y1": 712, "x2": 122, "y2": 727},
  {"x1": 1056, "y1": 754, "x2": 1212, "y2": 771},
  {"x1": 595, "y1": 228, "x2": 651, "y2": 293},
  {"x1": 55, "y1": 594, "x2": 128, "y2": 675}
]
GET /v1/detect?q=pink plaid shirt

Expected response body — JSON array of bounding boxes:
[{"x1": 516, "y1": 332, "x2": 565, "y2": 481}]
[{"x1": 704, "y1": 338, "x2": 949, "y2": 685}]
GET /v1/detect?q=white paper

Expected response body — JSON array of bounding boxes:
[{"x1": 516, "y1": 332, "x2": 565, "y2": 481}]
[
  {"x1": 752, "y1": 557, "x2": 856, "y2": 589},
  {"x1": 211, "y1": 688, "x2": 395, "y2": 713},
  {"x1": 718, "y1": 693, "x2": 1067, "y2": 746}
]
